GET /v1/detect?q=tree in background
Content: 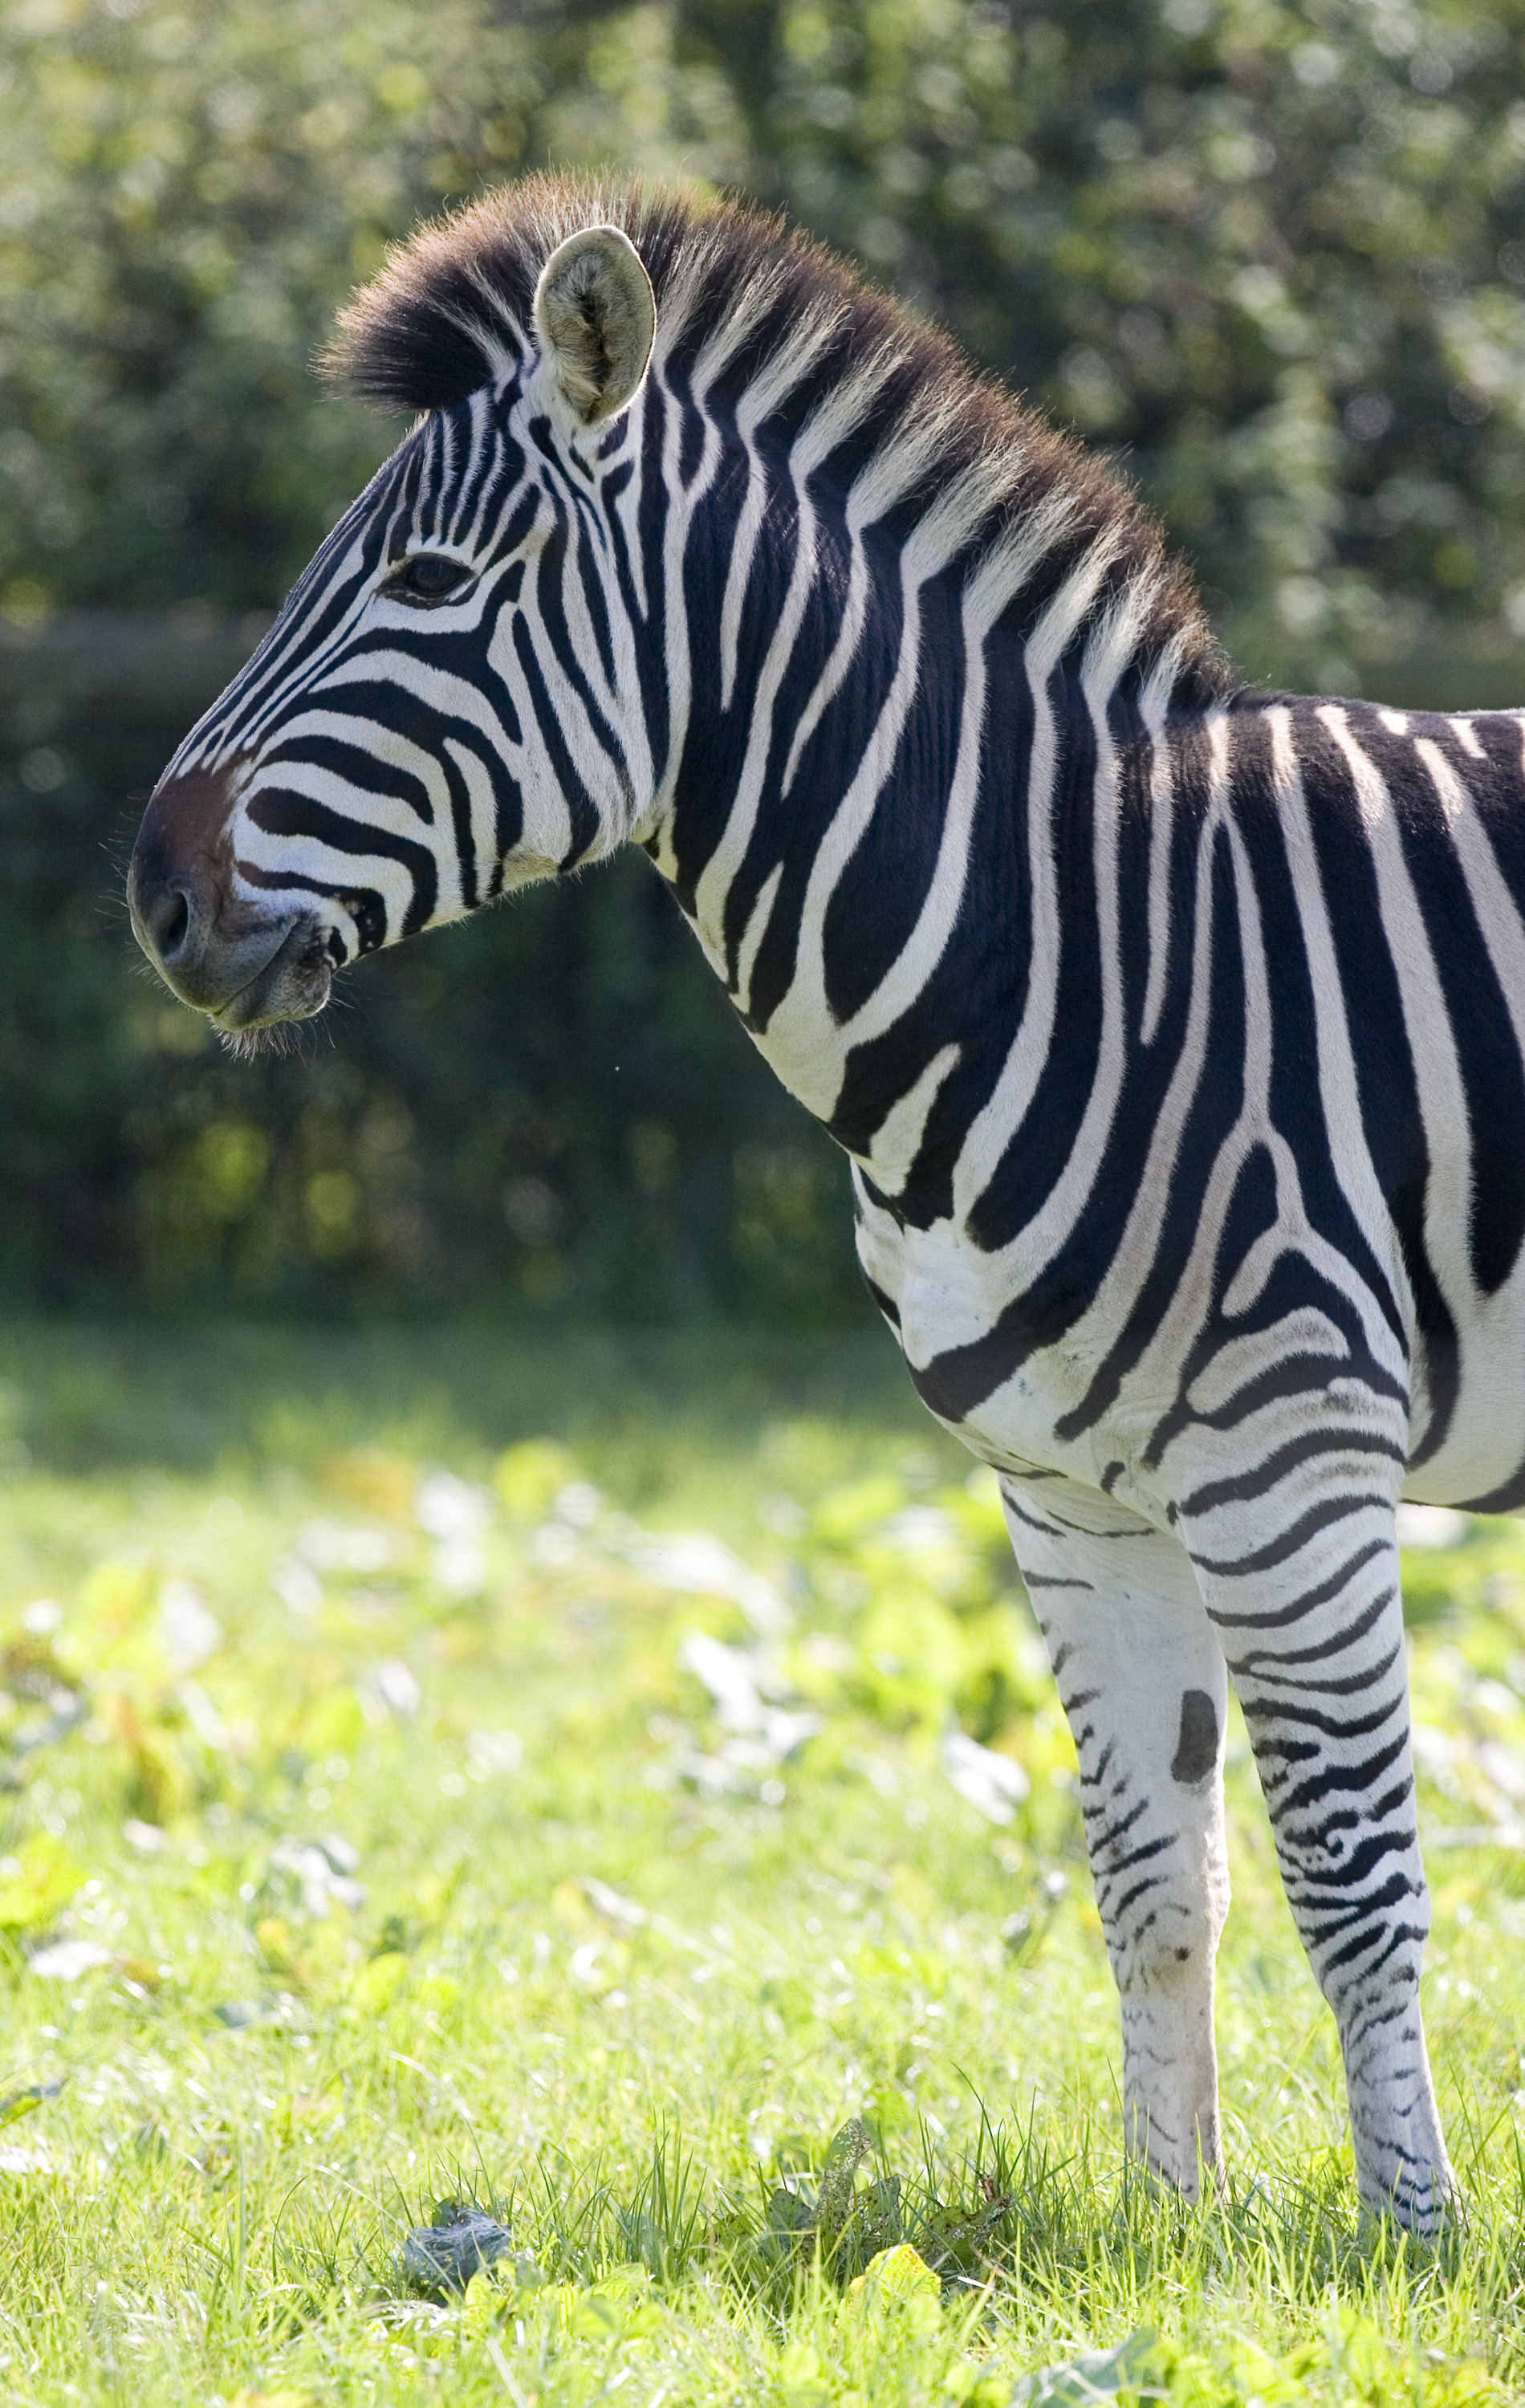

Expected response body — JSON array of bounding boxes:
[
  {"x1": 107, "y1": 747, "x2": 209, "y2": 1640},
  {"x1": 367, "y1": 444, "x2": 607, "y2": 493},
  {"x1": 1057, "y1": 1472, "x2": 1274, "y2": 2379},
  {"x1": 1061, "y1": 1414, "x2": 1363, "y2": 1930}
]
[
  {"x1": 1, "y1": 0, "x2": 1523, "y2": 1314},
  {"x1": 6, "y1": 0, "x2": 1523, "y2": 687},
  {"x1": 0, "y1": 0, "x2": 532, "y2": 615}
]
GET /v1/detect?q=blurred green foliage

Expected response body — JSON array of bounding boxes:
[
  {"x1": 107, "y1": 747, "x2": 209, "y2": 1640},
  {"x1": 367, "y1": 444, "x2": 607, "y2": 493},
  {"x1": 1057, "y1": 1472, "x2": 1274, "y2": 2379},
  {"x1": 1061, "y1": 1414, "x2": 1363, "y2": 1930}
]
[
  {"x1": 2, "y1": 0, "x2": 1525, "y2": 1312},
  {"x1": 7, "y1": 0, "x2": 1525, "y2": 679}
]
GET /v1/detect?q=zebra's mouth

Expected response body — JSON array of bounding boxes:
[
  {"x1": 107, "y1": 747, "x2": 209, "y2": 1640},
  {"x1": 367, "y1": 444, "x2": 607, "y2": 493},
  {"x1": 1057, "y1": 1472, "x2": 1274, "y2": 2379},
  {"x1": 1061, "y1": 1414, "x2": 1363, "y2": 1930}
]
[
  {"x1": 128, "y1": 758, "x2": 337, "y2": 1039},
  {"x1": 208, "y1": 915, "x2": 333, "y2": 1036}
]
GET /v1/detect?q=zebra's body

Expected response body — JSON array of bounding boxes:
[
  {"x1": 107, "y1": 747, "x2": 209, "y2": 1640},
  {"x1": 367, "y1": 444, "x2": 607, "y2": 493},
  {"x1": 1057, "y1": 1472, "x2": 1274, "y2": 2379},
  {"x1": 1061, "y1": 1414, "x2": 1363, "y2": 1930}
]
[{"x1": 129, "y1": 177, "x2": 1523, "y2": 2227}]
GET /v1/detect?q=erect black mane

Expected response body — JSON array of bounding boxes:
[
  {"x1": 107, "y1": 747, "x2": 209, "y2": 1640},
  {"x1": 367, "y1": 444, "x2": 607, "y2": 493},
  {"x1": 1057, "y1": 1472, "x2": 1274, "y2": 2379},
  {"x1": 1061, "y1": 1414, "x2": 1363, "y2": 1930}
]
[{"x1": 327, "y1": 173, "x2": 1231, "y2": 701}]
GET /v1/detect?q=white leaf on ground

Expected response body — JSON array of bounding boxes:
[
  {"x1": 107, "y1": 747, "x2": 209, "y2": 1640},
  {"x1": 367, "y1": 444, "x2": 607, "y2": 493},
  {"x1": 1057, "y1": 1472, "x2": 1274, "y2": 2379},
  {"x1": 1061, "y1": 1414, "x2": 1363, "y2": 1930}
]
[
  {"x1": 800, "y1": 1631, "x2": 855, "y2": 1674},
  {"x1": 1412, "y1": 1722, "x2": 1460, "y2": 1771},
  {"x1": 159, "y1": 1580, "x2": 220, "y2": 1673},
  {"x1": 363, "y1": 1661, "x2": 421, "y2": 1720},
  {"x1": 433, "y1": 1536, "x2": 487, "y2": 1596},
  {"x1": 720, "y1": 1712, "x2": 822, "y2": 1768},
  {"x1": 941, "y1": 1728, "x2": 1031, "y2": 1824},
  {"x1": 272, "y1": 1557, "x2": 322, "y2": 1617},
  {"x1": 582, "y1": 1877, "x2": 647, "y2": 1926},
  {"x1": 28, "y1": 1939, "x2": 112, "y2": 1981},
  {"x1": 270, "y1": 1837, "x2": 364, "y2": 1916},
  {"x1": 177, "y1": 1679, "x2": 226, "y2": 1751},
  {"x1": 674, "y1": 1629, "x2": 821, "y2": 1789},
  {"x1": 673, "y1": 1750, "x2": 751, "y2": 1798},
  {"x1": 467, "y1": 1731, "x2": 523, "y2": 1778},
  {"x1": 296, "y1": 1519, "x2": 392, "y2": 1572},
  {"x1": 623, "y1": 1532, "x2": 791, "y2": 1638},
  {"x1": 415, "y1": 1471, "x2": 492, "y2": 1538},
  {"x1": 417, "y1": 1474, "x2": 492, "y2": 1593},
  {"x1": 551, "y1": 1481, "x2": 603, "y2": 1528},
  {"x1": 678, "y1": 1633, "x2": 771, "y2": 1731},
  {"x1": 1396, "y1": 1504, "x2": 1469, "y2": 1549}
]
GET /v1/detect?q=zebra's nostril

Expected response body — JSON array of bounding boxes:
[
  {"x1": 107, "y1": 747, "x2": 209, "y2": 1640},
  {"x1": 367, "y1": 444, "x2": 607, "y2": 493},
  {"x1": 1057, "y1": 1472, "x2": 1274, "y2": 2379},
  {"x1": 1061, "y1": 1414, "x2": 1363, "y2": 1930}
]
[{"x1": 145, "y1": 882, "x2": 193, "y2": 963}]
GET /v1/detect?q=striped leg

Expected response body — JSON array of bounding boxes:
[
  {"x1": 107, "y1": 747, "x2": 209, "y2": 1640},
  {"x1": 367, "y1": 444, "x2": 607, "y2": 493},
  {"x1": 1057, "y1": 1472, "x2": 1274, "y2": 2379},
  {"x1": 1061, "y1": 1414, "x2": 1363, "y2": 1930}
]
[
  {"x1": 1002, "y1": 1475, "x2": 1230, "y2": 2198},
  {"x1": 1185, "y1": 1475, "x2": 1453, "y2": 2231}
]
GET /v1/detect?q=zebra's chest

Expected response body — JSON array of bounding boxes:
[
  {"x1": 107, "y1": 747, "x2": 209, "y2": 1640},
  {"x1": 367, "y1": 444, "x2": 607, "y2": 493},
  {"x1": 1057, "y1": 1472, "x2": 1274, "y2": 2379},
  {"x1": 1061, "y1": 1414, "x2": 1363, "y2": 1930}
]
[{"x1": 852, "y1": 1182, "x2": 1154, "y2": 1493}]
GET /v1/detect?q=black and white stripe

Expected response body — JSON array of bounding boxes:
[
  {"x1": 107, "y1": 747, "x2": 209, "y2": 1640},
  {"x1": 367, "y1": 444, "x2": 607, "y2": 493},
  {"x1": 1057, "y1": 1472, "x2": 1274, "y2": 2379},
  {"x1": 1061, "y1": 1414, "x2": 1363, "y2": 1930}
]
[{"x1": 133, "y1": 175, "x2": 1523, "y2": 2227}]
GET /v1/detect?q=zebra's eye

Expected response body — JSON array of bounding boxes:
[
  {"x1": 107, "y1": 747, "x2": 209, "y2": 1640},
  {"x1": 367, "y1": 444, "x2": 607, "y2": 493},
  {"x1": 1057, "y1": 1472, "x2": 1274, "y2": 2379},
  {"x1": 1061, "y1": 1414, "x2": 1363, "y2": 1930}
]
[{"x1": 385, "y1": 553, "x2": 475, "y2": 607}]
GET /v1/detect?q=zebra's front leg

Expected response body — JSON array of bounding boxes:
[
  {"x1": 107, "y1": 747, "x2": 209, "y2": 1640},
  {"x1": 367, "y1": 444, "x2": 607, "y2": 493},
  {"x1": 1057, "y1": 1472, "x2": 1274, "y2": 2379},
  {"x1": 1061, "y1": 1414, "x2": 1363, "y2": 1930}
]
[
  {"x1": 1185, "y1": 1484, "x2": 1453, "y2": 2231},
  {"x1": 1001, "y1": 1476, "x2": 1230, "y2": 2198}
]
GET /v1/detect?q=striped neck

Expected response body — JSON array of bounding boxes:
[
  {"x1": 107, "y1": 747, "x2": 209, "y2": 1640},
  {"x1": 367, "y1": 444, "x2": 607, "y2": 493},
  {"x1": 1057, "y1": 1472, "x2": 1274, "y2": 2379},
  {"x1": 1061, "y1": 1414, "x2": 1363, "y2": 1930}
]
[{"x1": 623, "y1": 385, "x2": 1206, "y2": 1222}]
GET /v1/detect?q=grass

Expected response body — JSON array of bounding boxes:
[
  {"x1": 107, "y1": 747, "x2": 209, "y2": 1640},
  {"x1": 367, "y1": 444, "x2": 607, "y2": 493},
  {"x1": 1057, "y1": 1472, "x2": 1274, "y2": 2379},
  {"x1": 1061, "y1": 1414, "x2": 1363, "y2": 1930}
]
[{"x1": 0, "y1": 1317, "x2": 1520, "y2": 2402}]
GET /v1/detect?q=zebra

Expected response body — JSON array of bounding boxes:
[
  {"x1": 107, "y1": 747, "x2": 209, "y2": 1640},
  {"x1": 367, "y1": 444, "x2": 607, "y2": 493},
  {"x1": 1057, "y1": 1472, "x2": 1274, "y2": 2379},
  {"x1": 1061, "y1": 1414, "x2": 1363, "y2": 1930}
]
[{"x1": 128, "y1": 173, "x2": 1516, "y2": 2231}]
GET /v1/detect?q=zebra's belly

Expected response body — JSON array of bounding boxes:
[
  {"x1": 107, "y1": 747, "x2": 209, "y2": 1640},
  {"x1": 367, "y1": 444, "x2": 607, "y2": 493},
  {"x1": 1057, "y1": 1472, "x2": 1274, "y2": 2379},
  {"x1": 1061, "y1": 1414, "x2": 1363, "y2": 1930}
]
[{"x1": 857, "y1": 1182, "x2": 1525, "y2": 1521}]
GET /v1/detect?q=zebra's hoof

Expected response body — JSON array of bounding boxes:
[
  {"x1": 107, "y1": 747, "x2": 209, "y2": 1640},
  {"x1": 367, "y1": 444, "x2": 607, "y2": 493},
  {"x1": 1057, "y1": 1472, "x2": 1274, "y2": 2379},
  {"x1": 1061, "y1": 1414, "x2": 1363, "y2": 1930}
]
[{"x1": 1356, "y1": 2185, "x2": 1464, "y2": 2252}]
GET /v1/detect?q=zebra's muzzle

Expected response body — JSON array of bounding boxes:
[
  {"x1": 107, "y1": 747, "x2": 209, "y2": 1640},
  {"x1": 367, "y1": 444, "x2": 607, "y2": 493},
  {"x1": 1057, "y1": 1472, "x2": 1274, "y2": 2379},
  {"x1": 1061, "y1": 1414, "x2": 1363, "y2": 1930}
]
[
  {"x1": 128, "y1": 763, "x2": 334, "y2": 1030},
  {"x1": 206, "y1": 914, "x2": 333, "y2": 1033}
]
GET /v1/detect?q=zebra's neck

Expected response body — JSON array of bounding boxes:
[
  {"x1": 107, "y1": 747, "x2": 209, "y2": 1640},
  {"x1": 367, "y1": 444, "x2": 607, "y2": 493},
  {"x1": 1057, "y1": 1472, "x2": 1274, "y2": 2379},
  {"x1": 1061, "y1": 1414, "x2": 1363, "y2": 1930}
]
[{"x1": 639, "y1": 429, "x2": 1179, "y2": 1226}]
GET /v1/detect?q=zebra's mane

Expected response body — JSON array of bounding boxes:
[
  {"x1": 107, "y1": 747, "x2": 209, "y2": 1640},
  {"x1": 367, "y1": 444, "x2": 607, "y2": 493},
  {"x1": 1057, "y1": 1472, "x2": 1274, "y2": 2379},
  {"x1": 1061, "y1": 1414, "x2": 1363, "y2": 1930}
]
[{"x1": 327, "y1": 173, "x2": 1231, "y2": 702}]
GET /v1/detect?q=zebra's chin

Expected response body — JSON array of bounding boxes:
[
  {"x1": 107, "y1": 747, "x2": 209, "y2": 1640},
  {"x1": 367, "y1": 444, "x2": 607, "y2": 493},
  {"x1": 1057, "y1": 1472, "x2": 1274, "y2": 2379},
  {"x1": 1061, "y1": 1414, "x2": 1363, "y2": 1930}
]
[{"x1": 205, "y1": 917, "x2": 334, "y2": 1041}]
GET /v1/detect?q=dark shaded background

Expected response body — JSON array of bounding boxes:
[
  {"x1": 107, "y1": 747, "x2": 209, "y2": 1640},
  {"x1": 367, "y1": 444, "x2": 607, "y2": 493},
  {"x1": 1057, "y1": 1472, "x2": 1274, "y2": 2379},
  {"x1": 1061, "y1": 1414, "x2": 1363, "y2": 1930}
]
[{"x1": 2, "y1": 0, "x2": 1522, "y2": 1318}]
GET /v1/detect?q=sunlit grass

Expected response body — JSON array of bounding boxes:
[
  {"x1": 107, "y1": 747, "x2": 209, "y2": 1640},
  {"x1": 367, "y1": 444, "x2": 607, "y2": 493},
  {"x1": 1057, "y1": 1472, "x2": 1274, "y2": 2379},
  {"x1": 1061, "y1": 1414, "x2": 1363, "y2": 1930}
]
[{"x1": 0, "y1": 1322, "x2": 1519, "y2": 2402}]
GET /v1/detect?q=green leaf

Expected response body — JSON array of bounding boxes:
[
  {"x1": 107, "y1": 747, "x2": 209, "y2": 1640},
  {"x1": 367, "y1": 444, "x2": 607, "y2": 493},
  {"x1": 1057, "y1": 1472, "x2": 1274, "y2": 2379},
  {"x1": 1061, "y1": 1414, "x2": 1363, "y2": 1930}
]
[
  {"x1": 0, "y1": 1833, "x2": 87, "y2": 1933},
  {"x1": 0, "y1": 2079, "x2": 63, "y2": 2131},
  {"x1": 844, "y1": 2241, "x2": 941, "y2": 2309}
]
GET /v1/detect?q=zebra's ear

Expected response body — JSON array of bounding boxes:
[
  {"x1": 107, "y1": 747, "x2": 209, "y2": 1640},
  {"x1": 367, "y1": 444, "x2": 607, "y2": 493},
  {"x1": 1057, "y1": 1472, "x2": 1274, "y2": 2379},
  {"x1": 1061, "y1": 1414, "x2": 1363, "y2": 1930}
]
[{"x1": 532, "y1": 226, "x2": 656, "y2": 433}]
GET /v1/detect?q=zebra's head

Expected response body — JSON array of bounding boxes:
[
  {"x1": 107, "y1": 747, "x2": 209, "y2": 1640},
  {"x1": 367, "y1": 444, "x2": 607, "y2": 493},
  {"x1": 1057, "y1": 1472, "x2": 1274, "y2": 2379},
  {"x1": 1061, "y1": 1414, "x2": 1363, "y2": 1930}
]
[
  {"x1": 131, "y1": 176, "x2": 1225, "y2": 1054},
  {"x1": 128, "y1": 200, "x2": 660, "y2": 1040}
]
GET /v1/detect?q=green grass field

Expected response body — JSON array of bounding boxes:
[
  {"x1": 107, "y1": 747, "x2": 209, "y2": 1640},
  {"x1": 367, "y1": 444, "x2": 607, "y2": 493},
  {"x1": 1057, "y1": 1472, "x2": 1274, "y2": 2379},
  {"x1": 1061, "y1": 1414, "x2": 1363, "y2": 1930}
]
[{"x1": 0, "y1": 1320, "x2": 1521, "y2": 2405}]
